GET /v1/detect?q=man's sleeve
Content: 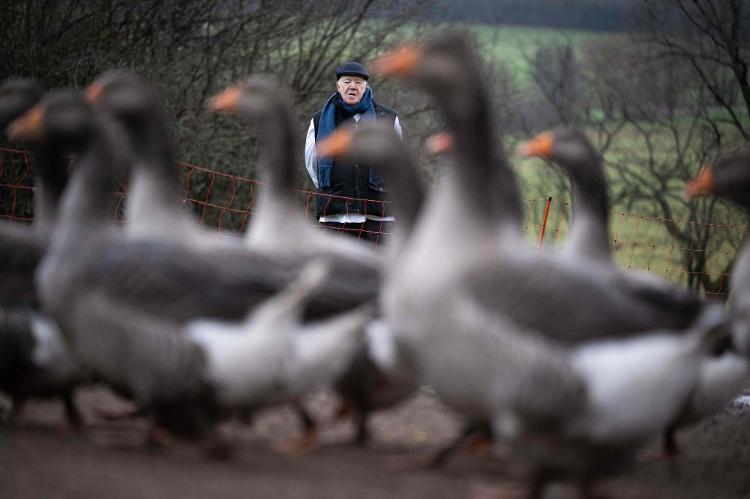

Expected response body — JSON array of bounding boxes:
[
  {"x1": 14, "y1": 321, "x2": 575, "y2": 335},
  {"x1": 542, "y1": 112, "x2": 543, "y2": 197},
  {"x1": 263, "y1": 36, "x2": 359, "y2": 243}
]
[
  {"x1": 394, "y1": 115, "x2": 403, "y2": 139},
  {"x1": 304, "y1": 118, "x2": 319, "y2": 188}
]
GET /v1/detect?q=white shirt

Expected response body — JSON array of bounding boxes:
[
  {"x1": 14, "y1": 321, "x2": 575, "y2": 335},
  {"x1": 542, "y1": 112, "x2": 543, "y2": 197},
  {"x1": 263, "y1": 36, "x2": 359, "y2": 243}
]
[{"x1": 304, "y1": 113, "x2": 402, "y2": 223}]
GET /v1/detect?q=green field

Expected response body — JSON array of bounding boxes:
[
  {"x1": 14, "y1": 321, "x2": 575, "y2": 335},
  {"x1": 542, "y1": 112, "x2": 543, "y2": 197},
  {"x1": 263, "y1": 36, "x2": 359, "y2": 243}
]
[{"x1": 470, "y1": 24, "x2": 606, "y2": 78}]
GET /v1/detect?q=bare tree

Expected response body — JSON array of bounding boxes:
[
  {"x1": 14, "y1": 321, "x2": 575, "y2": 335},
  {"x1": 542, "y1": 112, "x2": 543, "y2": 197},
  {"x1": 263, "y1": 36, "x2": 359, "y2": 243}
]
[
  {"x1": 636, "y1": 0, "x2": 750, "y2": 142},
  {"x1": 0, "y1": 0, "x2": 432, "y2": 227}
]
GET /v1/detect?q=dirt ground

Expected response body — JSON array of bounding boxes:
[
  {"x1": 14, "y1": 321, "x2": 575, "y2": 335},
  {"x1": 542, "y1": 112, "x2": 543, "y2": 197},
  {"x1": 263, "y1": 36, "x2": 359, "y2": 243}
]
[{"x1": 1, "y1": 387, "x2": 750, "y2": 499}]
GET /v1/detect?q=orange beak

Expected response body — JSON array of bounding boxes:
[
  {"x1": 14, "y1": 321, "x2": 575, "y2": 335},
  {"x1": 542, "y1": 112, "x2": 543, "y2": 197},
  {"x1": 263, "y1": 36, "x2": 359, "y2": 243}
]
[
  {"x1": 8, "y1": 105, "x2": 45, "y2": 142},
  {"x1": 316, "y1": 128, "x2": 356, "y2": 158},
  {"x1": 517, "y1": 131, "x2": 555, "y2": 158},
  {"x1": 84, "y1": 82, "x2": 104, "y2": 104},
  {"x1": 686, "y1": 166, "x2": 715, "y2": 199},
  {"x1": 425, "y1": 132, "x2": 454, "y2": 155},
  {"x1": 209, "y1": 86, "x2": 242, "y2": 114},
  {"x1": 372, "y1": 43, "x2": 422, "y2": 78}
]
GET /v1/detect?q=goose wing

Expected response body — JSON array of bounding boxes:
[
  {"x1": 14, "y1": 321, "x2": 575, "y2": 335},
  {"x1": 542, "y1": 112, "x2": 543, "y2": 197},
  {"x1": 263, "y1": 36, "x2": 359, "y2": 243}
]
[
  {"x1": 419, "y1": 291, "x2": 586, "y2": 429},
  {"x1": 75, "y1": 237, "x2": 377, "y2": 324},
  {"x1": 464, "y1": 253, "x2": 697, "y2": 344},
  {"x1": 63, "y1": 289, "x2": 212, "y2": 413}
]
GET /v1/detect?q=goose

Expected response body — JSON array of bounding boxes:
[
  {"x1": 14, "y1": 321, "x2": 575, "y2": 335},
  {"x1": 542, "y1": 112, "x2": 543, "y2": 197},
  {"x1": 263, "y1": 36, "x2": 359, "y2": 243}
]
[
  {"x1": 209, "y1": 77, "x2": 410, "y2": 446},
  {"x1": 372, "y1": 32, "x2": 706, "y2": 348},
  {"x1": 85, "y1": 71, "x2": 240, "y2": 249},
  {"x1": 687, "y1": 151, "x2": 750, "y2": 325},
  {"x1": 209, "y1": 77, "x2": 382, "y2": 264},
  {"x1": 317, "y1": 121, "x2": 495, "y2": 460},
  {"x1": 359, "y1": 32, "x2": 731, "y2": 492},
  {"x1": 0, "y1": 78, "x2": 85, "y2": 427},
  {"x1": 9, "y1": 91, "x2": 372, "y2": 452},
  {"x1": 80, "y1": 72, "x2": 375, "y2": 322},
  {"x1": 518, "y1": 128, "x2": 742, "y2": 456},
  {"x1": 317, "y1": 122, "x2": 735, "y2": 495},
  {"x1": 517, "y1": 128, "x2": 704, "y2": 312}
]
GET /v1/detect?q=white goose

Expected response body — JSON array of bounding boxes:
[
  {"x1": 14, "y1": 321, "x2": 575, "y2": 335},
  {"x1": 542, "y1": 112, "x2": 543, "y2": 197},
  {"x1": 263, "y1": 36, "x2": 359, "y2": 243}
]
[
  {"x1": 364, "y1": 32, "x2": 726, "y2": 493},
  {"x1": 519, "y1": 128, "x2": 747, "y2": 455}
]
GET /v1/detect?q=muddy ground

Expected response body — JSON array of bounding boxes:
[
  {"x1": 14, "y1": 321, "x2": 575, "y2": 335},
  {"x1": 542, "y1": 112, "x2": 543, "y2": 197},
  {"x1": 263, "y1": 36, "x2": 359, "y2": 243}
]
[{"x1": 1, "y1": 387, "x2": 749, "y2": 499}]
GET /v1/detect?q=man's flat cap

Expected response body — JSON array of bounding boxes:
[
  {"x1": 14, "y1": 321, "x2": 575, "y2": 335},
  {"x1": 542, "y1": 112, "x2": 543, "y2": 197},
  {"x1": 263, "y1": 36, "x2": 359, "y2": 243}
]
[{"x1": 336, "y1": 62, "x2": 369, "y2": 81}]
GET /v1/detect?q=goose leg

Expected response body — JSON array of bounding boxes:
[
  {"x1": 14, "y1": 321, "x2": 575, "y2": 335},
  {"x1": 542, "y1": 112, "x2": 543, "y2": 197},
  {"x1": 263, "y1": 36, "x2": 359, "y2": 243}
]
[
  {"x1": 200, "y1": 428, "x2": 236, "y2": 460},
  {"x1": 528, "y1": 468, "x2": 553, "y2": 499},
  {"x1": 662, "y1": 424, "x2": 679, "y2": 458},
  {"x1": 62, "y1": 390, "x2": 83, "y2": 431},
  {"x1": 9, "y1": 394, "x2": 26, "y2": 424},
  {"x1": 272, "y1": 403, "x2": 319, "y2": 455},
  {"x1": 428, "y1": 418, "x2": 492, "y2": 469},
  {"x1": 354, "y1": 408, "x2": 370, "y2": 446}
]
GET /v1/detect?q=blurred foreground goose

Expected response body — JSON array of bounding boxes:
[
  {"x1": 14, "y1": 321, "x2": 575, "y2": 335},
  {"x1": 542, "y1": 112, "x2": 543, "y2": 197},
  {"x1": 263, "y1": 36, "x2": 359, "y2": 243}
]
[
  {"x1": 0, "y1": 78, "x2": 85, "y2": 427},
  {"x1": 688, "y1": 151, "x2": 750, "y2": 326},
  {"x1": 362, "y1": 32, "x2": 733, "y2": 490},
  {"x1": 210, "y1": 77, "x2": 407, "y2": 445},
  {"x1": 10, "y1": 92, "x2": 372, "y2": 452},
  {"x1": 518, "y1": 128, "x2": 742, "y2": 456},
  {"x1": 517, "y1": 128, "x2": 703, "y2": 313},
  {"x1": 85, "y1": 71, "x2": 240, "y2": 249},
  {"x1": 209, "y1": 76, "x2": 381, "y2": 264},
  {"x1": 372, "y1": 32, "x2": 705, "y2": 347},
  {"x1": 320, "y1": 126, "x2": 735, "y2": 489},
  {"x1": 81, "y1": 72, "x2": 373, "y2": 322}
]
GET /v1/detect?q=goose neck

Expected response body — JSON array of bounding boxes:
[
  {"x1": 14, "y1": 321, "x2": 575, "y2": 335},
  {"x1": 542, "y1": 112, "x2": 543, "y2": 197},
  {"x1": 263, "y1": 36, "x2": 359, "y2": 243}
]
[
  {"x1": 565, "y1": 171, "x2": 611, "y2": 262},
  {"x1": 30, "y1": 146, "x2": 68, "y2": 235},
  {"x1": 256, "y1": 106, "x2": 298, "y2": 199},
  {"x1": 57, "y1": 116, "x2": 124, "y2": 233}
]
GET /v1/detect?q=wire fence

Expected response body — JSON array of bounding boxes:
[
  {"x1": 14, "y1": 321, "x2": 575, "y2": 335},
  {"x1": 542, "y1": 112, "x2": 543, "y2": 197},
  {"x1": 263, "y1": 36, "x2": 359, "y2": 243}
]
[{"x1": 1, "y1": 146, "x2": 744, "y2": 298}]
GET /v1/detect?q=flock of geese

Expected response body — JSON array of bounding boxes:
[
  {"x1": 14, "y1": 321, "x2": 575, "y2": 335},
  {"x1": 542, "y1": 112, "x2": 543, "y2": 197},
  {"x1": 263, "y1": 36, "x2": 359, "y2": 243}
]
[{"x1": 2, "y1": 32, "x2": 750, "y2": 497}]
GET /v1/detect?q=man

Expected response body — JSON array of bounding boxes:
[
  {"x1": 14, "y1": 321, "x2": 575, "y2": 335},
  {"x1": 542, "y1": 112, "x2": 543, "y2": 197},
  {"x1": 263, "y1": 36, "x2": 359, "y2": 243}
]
[{"x1": 304, "y1": 61, "x2": 402, "y2": 244}]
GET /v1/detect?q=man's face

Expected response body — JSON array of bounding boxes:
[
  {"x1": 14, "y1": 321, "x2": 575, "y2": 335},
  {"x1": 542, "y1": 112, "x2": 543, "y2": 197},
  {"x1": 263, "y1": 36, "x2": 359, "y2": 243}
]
[{"x1": 336, "y1": 76, "x2": 367, "y2": 105}]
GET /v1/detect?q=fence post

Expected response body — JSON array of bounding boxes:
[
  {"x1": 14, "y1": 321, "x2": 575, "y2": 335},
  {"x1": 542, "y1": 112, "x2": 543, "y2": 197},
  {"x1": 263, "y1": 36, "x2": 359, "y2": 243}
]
[{"x1": 539, "y1": 196, "x2": 552, "y2": 248}]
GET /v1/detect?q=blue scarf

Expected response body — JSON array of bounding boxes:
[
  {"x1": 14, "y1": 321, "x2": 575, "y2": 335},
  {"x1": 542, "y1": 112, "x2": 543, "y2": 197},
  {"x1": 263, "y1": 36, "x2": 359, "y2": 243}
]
[{"x1": 316, "y1": 87, "x2": 381, "y2": 188}]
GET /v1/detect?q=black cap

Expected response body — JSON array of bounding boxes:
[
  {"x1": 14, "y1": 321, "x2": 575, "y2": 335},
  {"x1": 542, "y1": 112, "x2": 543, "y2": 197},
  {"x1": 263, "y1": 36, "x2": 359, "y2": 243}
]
[{"x1": 335, "y1": 62, "x2": 369, "y2": 81}]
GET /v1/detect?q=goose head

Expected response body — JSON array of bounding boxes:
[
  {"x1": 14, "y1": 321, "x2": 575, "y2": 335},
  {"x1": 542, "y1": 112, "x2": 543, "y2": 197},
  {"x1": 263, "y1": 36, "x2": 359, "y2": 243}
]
[
  {"x1": 316, "y1": 121, "x2": 409, "y2": 172},
  {"x1": 374, "y1": 33, "x2": 520, "y2": 230},
  {"x1": 209, "y1": 76, "x2": 294, "y2": 123},
  {"x1": 209, "y1": 76, "x2": 300, "y2": 205},
  {"x1": 86, "y1": 71, "x2": 161, "y2": 129},
  {"x1": 209, "y1": 76, "x2": 297, "y2": 164},
  {"x1": 518, "y1": 128, "x2": 603, "y2": 184},
  {"x1": 373, "y1": 33, "x2": 486, "y2": 130},
  {"x1": 687, "y1": 151, "x2": 750, "y2": 208},
  {"x1": 9, "y1": 91, "x2": 96, "y2": 154},
  {"x1": 0, "y1": 78, "x2": 43, "y2": 129},
  {"x1": 85, "y1": 71, "x2": 174, "y2": 165},
  {"x1": 316, "y1": 121, "x2": 425, "y2": 243}
]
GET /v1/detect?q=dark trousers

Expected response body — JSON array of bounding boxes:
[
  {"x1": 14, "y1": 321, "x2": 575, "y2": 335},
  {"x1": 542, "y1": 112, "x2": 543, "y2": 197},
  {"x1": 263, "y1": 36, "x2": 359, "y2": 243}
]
[{"x1": 320, "y1": 219, "x2": 392, "y2": 246}]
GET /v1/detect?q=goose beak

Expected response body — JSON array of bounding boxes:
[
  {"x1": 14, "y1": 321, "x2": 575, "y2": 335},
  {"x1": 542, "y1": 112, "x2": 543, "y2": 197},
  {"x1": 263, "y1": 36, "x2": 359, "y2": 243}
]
[
  {"x1": 84, "y1": 82, "x2": 104, "y2": 104},
  {"x1": 686, "y1": 166, "x2": 715, "y2": 199},
  {"x1": 316, "y1": 128, "x2": 355, "y2": 158},
  {"x1": 209, "y1": 86, "x2": 242, "y2": 114},
  {"x1": 517, "y1": 131, "x2": 555, "y2": 158},
  {"x1": 425, "y1": 132, "x2": 454, "y2": 155},
  {"x1": 372, "y1": 43, "x2": 422, "y2": 78},
  {"x1": 7, "y1": 105, "x2": 44, "y2": 142}
]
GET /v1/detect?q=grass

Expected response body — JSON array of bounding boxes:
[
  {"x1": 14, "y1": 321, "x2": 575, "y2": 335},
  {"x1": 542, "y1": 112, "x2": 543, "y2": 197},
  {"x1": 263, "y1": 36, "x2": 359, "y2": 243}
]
[{"x1": 469, "y1": 24, "x2": 606, "y2": 78}]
